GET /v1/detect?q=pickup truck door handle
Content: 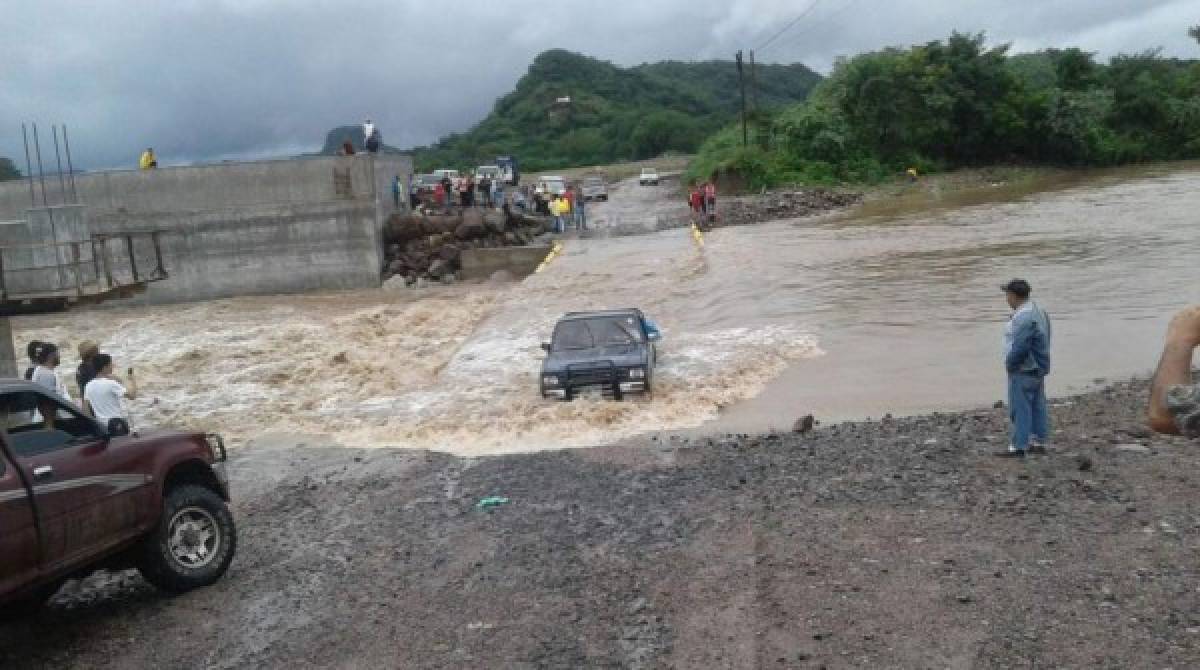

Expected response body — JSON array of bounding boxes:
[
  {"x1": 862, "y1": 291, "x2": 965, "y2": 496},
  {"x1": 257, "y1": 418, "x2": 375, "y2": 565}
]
[{"x1": 32, "y1": 465, "x2": 54, "y2": 481}]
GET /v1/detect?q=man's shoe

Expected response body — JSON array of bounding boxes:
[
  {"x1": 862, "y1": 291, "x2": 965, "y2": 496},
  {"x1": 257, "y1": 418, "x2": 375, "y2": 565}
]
[
  {"x1": 1028, "y1": 443, "x2": 1047, "y2": 455},
  {"x1": 994, "y1": 449, "x2": 1026, "y2": 459}
]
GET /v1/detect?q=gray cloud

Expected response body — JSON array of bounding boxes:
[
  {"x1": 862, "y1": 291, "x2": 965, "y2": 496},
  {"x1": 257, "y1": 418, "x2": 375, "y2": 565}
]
[{"x1": 3, "y1": 0, "x2": 1196, "y2": 170}]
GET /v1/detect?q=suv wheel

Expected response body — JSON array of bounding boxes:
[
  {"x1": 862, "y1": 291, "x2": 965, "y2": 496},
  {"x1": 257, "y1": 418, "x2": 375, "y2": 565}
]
[{"x1": 138, "y1": 484, "x2": 237, "y2": 594}]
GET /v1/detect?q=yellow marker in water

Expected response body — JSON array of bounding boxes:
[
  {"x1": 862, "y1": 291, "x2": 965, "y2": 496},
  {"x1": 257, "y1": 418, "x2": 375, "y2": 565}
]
[
  {"x1": 535, "y1": 241, "x2": 565, "y2": 274},
  {"x1": 690, "y1": 223, "x2": 705, "y2": 248}
]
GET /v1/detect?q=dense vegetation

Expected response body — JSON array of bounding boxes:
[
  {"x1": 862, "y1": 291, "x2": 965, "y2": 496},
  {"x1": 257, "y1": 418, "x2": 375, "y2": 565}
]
[
  {"x1": 402, "y1": 50, "x2": 819, "y2": 173},
  {"x1": 689, "y1": 32, "x2": 1200, "y2": 189}
]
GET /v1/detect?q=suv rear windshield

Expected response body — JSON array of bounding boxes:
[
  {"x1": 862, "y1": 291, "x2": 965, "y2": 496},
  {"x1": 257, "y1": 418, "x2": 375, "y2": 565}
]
[
  {"x1": 584, "y1": 177, "x2": 604, "y2": 185},
  {"x1": 553, "y1": 317, "x2": 643, "y2": 350}
]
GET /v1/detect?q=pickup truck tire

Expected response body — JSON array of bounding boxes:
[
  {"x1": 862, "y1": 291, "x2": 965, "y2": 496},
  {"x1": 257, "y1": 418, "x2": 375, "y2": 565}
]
[{"x1": 137, "y1": 484, "x2": 237, "y2": 594}]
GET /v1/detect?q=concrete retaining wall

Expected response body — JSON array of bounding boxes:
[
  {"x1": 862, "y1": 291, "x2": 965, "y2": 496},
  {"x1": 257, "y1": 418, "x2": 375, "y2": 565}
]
[
  {"x1": 0, "y1": 206, "x2": 93, "y2": 295},
  {"x1": 459, "y1": 245, "x2": 552, "y2": 281},
  {"x1": 0, "y1": 154, "x2": 412, "y2": 304}
]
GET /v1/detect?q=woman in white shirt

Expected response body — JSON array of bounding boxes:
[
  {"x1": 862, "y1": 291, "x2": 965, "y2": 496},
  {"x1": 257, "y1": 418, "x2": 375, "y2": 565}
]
[
  {"x1": 30, "y1": 342, "x2": 71, "y2": 401},
  {"x1": 83, "y1": 353, "x2": 138, "y2": 426}
]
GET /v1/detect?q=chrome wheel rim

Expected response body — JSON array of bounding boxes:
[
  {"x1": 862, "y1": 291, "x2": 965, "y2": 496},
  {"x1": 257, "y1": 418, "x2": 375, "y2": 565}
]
[{"x1": 167, "y1": 506, "x2": 220, "y2": 569}]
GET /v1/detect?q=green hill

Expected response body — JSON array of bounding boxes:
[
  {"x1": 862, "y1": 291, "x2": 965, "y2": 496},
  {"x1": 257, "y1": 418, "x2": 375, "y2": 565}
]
[{"x1": 403, "y1": 49, "x2": 820, "y2": 173}]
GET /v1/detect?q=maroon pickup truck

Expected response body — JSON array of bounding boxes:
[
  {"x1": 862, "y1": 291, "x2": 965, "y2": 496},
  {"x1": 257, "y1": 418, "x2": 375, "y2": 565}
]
[{"x1": 0, "y1": 380, "x2": 236, "y2": 612}]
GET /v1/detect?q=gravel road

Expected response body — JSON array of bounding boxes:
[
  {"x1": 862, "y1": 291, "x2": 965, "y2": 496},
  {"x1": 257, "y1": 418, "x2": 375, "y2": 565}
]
[{"x1": 3, "y1": 377, "x2": 1197, "y2": 668}]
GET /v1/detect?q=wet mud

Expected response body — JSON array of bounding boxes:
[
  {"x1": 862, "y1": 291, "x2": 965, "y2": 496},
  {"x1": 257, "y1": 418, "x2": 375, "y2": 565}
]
[{"x1": 3, "y1": 378, "x2": 1197, "y2": 668}]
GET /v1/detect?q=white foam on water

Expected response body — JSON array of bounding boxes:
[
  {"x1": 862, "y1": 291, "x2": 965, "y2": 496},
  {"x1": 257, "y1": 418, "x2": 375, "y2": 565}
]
[{"x1": 12, "y1": 227, "x2": 822, "y2": 456}]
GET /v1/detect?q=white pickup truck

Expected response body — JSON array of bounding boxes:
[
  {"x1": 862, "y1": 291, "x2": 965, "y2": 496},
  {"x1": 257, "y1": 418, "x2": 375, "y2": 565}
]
[{"x1": 639, "y1": 167, "x2": 659, "y2": 186}]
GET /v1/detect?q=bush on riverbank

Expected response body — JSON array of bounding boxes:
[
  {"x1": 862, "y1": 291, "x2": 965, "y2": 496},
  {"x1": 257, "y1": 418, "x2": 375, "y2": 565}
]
[{"x1": 688, "y1": 32, "x2": 1200, "y2": 190}]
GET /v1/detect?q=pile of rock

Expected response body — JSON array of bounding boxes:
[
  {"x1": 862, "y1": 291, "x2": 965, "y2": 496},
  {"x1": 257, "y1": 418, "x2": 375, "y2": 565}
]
[
  {"x1": 382, "y1": 206, "x2": 549, "y2": 286},
  {"x1": 718, "y1": 189, "x2": 863, "y2": 227}
]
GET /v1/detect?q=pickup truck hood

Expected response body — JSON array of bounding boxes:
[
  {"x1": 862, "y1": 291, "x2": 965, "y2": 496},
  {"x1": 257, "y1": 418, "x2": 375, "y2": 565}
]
[{"x1": 542, "y1": 345, "x2": 647, "y2": 373}]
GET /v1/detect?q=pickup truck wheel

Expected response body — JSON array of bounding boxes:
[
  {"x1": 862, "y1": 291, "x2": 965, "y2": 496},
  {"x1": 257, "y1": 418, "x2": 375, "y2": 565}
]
[{"x1": 138, "y1": 485, "x2": 236, "y2": 594}]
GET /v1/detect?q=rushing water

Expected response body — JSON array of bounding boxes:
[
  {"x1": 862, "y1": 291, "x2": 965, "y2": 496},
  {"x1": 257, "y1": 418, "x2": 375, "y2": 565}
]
[
  {"x1": 15, "y1": 165, "x2": 1200, "y2": 453},
  {"x1": 707, "y1": 164, "x2": 1200, "y2": 431}
]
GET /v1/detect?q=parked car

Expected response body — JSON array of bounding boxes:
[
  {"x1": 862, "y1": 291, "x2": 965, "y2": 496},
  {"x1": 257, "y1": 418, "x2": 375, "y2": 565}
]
[
  {"x1": 475, "y1": 165, "x2": 502, "y2": 181},
  {"x1": 540, "y1": 309, "x2": 661, "y2": 401},
  {"x1": 534, "y1": 176, "x2": 569, "y2": 197},
  {"x1": 639, "y1": 167, "x2": 659, "y2": 186},
  {"x1": 432, "y1": 169, "x2": 460, "y2": 181},
  {"x1": 582, "y1": 176, "x2": 609, "y2": 201},
  {"x1": 414, "y1": 173, "x2": 441, "y2": 195},
  {"x1": 0, "y1": 381, "x2": 236, "y2": 612}
]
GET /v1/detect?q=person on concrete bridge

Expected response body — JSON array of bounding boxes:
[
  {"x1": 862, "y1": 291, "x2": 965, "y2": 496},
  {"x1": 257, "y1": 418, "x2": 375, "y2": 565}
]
[
  {"x1": 1148, "y1": 305, "x2": 1200, "y2": 438},
  {"x1": 998, "y1": 279, "x2": 1052, "y2": 458},
  {"x1": 139, "y1": 148, "x2": 157, "y2": 170},
  {"x1": 363, "y1": 119, "x2": 380, "y2": 153}
]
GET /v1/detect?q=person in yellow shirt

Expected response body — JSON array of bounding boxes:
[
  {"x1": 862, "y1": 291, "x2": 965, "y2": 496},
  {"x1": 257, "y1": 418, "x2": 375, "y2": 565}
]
[
  {"x1": 139, "y1": 147, "x2": 158, "y2": 170},
  {"x1": 551, "y1": 194, "x2": 568, "y2": 234}
]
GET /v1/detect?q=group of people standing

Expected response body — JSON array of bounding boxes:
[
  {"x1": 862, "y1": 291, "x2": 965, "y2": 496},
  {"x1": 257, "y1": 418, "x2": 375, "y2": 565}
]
[
  {"x1": 430, "y1": 173, "x2": 506, "y2": 212},
  {"x1": 547, "y1": 186, "x2": 587, "y2": 234},
  {"x1": 23, "y1": 340, "x2": 137, "y2": 427}
]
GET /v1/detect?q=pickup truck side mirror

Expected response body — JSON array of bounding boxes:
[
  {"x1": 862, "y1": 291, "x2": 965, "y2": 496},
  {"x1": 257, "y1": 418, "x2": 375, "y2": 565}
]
[
  {"x1": 540, "y1": 342, "x2": 552, "y2": 353},
  {"x1": 107, "y1": 417, "x2": 131, "y2": 437}
]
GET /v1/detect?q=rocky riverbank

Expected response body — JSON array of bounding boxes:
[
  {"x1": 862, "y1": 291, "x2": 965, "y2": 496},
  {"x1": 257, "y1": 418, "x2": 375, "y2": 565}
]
[
  {"x1": 3, "y1": 377, "x2": 1198, "y2": 668},
  {"x1": 713, "y1": 188, "x2": 864, "y2": 227},
  {"x1": 382, "y1": 207, "x2": 549, "y2": 286}
]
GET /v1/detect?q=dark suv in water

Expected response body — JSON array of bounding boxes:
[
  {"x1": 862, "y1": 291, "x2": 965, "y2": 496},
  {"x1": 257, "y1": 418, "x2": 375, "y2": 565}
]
[{"x1": 540, "y1": 309, "x2": 661, "y2": 400}]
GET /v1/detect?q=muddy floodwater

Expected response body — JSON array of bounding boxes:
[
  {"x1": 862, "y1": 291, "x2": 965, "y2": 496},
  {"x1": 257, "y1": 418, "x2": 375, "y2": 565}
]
[{"x1": 15, "y1": 165, "x2": 1200, "y2": 454}]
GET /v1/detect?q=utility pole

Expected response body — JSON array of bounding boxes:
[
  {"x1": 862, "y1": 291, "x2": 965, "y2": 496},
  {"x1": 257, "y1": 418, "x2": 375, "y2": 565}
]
[
  {"x1": 736, "y1": 50, "x2": 748, "y2": 147},
  {"x1": 749, "y1": 50, "x2": 759, "y2": 111}
]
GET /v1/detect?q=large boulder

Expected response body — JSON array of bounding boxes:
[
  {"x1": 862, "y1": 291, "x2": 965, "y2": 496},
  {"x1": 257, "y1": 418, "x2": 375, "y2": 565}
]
[
  {"x1": 455, "y1": 209, "x2": 489, "y2": 240},
  {"x1": 484, "y1": 211, "x2": 507, "y2": 235},
  {"x1": 383, "y1": 213, "x2": 426, "y2": 244},
  {"x1": 427, "y1": 258, "x2": 449, "y2": 279}
]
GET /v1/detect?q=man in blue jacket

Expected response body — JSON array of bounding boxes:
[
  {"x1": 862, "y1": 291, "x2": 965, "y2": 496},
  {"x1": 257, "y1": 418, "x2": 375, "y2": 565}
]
[{"x1": 999, "y1": 279, "x2": 1052, "y2": 458}]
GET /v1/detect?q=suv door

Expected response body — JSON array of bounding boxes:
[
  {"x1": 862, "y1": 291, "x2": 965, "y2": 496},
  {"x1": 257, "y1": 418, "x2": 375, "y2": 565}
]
[
  {"x1": 0, "y1": 391, "x2": 151, "y2": 575},
  {"x1": 0, "y1": 442, "x2": 39, "y2": 598}
]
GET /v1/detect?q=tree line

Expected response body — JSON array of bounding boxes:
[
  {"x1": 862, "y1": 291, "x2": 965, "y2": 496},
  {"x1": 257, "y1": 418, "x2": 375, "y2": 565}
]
[{"x1": 689, "y1": 31, "x2": 1200, "y2": 189}]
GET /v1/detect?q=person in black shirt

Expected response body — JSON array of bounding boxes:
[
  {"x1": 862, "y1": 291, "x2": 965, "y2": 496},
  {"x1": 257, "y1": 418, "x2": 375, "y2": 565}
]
[{"x1": 76, "y1": 340, "x2": 100, "y2": 398}]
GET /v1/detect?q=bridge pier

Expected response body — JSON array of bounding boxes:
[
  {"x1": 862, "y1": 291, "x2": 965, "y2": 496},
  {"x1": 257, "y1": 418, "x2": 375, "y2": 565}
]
[{"x1": 0, "y1": 317, "x2": 16, "y2": 378}]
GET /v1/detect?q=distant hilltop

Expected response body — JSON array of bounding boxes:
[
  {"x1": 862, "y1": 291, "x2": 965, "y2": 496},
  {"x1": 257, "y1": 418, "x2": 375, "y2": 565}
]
[{"x1": 319, "y1": 49, "x2": 820, "y2": 172}]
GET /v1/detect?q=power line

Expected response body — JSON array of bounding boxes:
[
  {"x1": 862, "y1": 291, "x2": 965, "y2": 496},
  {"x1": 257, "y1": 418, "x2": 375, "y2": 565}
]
[
  {"x1": 767, "y1": 0, "x2": 861, "y2": 55},
  {"x1": 755, "y1": 0, "x2": 823, "y2": 52}
]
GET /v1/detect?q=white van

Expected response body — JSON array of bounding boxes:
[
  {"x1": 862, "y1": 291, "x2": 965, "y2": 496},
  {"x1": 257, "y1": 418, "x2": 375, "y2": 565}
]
[{"x1": 535, "y1": 176, "x2": 568, "y2": 196}]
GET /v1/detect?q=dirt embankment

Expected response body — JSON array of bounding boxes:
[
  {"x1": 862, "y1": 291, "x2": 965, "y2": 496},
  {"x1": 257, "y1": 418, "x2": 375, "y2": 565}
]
[{"x1": 3, "y1": 377, "x2": 1198, "y2": 668}]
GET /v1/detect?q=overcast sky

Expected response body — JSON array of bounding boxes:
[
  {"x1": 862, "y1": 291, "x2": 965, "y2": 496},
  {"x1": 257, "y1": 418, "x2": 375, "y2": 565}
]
[{"x1": 3, "y1": 0, "x2": 1197, "y2": 170}]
